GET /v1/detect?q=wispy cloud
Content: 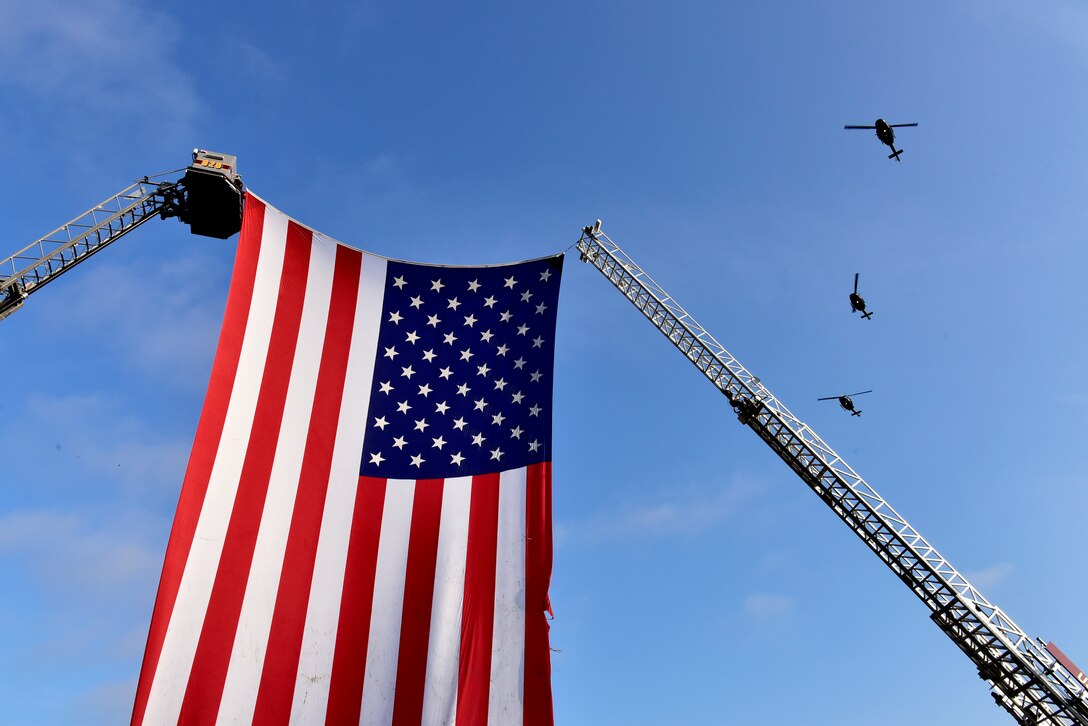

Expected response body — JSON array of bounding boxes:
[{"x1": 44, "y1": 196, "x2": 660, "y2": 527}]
[
  {"x1": 236, "y1": 41, "x2": 282, "y2": 85},
  {"x1": 758, "y1": 547, "x2": 801, "y2": 571},
  {"x1": 1051, "y1": 390, "x2": 1088, "y2": 405},
  {"x1": 0, "y1": 517, "x2": 154, "y2": 721},
  {"x1": 1027, "y1": 1, "x2": 1088, "y2": 60},
  {"x1": 742, "y1": 592, "x2": 795, "y2": 621},
  {"x1": 979, "y1": 0, "x2": 1088, "y2": 63},
  {"x1": 289, "y1": 152, "x2": 426, "y2": 239},
  {"x1": 963, "y1": 562, "x2": 1015, "y2": 591},
  {"x1": 12, "y1": 391, "x2": 192, "y2": 499},
  {"x1": 555, "y1": 475, "x2": 763, "y2": 546},
  {"x1": 0, "y1": 0, "x2": 200, "y2": 140},
  {"x1": 0, "y1": 508, "x2": 163, "y2": 600},
  {"x1": 37, "y1": 251, "x2": 229, "y2": 391}
]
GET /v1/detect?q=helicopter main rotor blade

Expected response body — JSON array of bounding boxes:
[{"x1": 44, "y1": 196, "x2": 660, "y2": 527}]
[
  {"x1": 816, "y1": 396, "x2": 840, "y2": 401},
  {"x1": 845, "y1": 390, "x2": 874, "y2": 397},
  {"x1": 844, "y1": 125, "x2": 876, "y2": 129},
  {"x1": 854, "y1": 273, "x2": 859, "y2": 293},
  {"x1": 888, "y1": 123, "x2": 918, "y2": 127}
]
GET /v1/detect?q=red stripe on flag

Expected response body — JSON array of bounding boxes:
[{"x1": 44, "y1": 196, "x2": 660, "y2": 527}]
[
  {"x1": 247, "y1": 244, "x2": 363, "y2": 723},
  {"x1": 131, "y1": 194, "x2": 266, "y2": 726},
  {"x1": 179, "y1": 221, "x2": 314, "y2": 722},
  {"x1": 524, "y1": 461, "x2": 554, "y2": 726},
  {"x1": 391, "y1": 479, "x2": 445, "y2": 726},
  {"x1": 325, "y1": 476, "x2": 389, "y2": 724},
  {"x1": 457, "y1": 472, "x2": 501, "y2": 725}
]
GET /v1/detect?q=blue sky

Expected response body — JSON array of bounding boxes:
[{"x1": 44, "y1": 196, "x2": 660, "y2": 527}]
[{"x1": 2, "y1": 1, "x2": 1087, "y2": 723}]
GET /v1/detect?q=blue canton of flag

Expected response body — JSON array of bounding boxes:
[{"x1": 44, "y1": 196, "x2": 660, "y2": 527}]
[{"x1": 360, "y1": 255, "x2": 563, "y2": 479}]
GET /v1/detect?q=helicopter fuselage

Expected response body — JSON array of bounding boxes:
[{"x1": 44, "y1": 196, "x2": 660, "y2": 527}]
[
  {"x1": 838, "y1": 396, "x2": 864, "y2": 416},
  {"x1": 875, "y1": 119, "x2": 895, "y2": 148}
]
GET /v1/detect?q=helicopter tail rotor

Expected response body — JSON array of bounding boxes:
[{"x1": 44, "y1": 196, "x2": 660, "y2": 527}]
[{"x1": 888, "y1": 148, "x2": 903, "y2": 162}]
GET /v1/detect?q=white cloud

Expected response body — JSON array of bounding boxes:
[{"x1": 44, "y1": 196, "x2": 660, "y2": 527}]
[
  {"x1": 37, "y1": 251, "x2": 228, "y2": 390},
  {"x1": 236, "y1": 41, "x2": 282, "y2": 85},
  {"x1": 742, "y1": 592, "x2": 794, "y2": 621},
  {"x1": 963, "y1": 562, "x2": 1015, "y2": 591},
  {"x1": 1027, "y1": 1, "x2": 1088, "y2": 59},
  {"x1": 0, "y1": 505, "x2": 165, "y2": 714},
  {"x1": 758, "y1": 547, "x2": 800, "y2": 571},
  {"x1": 0, "y1": 507, "x2": 163, "y2": 599},
  {"x1": 977, "y1": 0, "x2": 1088, "y2": 64},
  {"x1": 289, "y1": 152, "x2": 426, "y2": 238},
  {"x1": 12, "y1": 391, "x2": 192, "y2": 499},
  {"x1": 556, "y1": 475, "x2": 763, "y2": 546},
  {"x1": 0, "y1": 0, "x2": 200, "y2": 132}
]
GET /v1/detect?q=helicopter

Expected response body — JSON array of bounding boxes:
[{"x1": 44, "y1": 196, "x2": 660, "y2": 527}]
[
  {"x1": 844, "y1": 119, "x2": 918, "y2": 162},
  {"x1": 817, "y1": 390, "x2": 872, "y2": 417},
  {"x1": 849, "y1": 273, "x2": 872, "y2": 320}
]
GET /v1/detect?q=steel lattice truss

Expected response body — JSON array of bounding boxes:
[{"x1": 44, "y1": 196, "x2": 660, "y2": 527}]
[
  {"x1": 0, "y1": 178, "x2": 183, "y2": 320},
  {"x1": 575, "y1": 225, "x2": 1088, "y2": 725}
]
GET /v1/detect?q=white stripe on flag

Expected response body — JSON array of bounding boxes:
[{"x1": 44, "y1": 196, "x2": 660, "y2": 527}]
[
  {"x1": 488, "y1": 467, "x2": 528, "y2": 725},
  {"x1": 142, "y1": 207, "x2": 289, "y2": 725},
  {"x1": 290, "y1": 252, "x2": 387, "y2": 723},
  {"x1": 359, "y1": 479, "x2": 417, "y2": 726},
  {"x1": 216, "y1": 231, "x2": 338, "y2": 724},
  {"x1": 421, "y1": 474, "x2": 473, "y2": 726}
]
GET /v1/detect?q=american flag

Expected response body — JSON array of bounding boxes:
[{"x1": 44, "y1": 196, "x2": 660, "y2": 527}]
[{"x1": 132, "y1": 193, "x2": 560, "y2": 725}]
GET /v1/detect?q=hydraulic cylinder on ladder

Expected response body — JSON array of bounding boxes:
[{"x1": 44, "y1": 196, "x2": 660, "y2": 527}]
[
  {"x1": 575, "y1": 221, "x2": 1088, "y2": 725},
  {"x1": 0, "y1": 149, "x2": 244, "y2": 321}
]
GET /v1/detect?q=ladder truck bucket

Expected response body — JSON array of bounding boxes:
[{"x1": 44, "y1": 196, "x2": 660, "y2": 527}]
[{"x1": 183, "y1": 149, "x2": 244, "y2": 239}]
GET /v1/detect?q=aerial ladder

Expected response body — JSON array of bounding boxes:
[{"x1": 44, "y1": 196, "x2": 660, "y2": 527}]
[
  {"x1": 0, "y1": 150, "x2": 243, "y2": 321},
  {"x1": 575, "y1": 222, "x2": 1088, "y2": 725}
]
